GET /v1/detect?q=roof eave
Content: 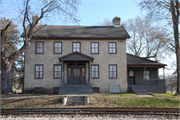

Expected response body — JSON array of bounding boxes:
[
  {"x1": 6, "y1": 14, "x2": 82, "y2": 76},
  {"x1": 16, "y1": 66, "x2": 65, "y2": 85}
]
[{"x1": 31, "y1": 36, "x2": 130, "y2": 39}]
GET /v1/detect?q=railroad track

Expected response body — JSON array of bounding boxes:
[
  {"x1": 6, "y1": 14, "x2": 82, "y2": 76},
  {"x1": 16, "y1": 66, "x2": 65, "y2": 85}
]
[{"x1": 1, "y1": 108, "x2": 179, "y2": 116}]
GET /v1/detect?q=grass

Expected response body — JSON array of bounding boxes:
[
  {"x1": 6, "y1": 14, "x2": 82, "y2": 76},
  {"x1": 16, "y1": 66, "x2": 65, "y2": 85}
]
[
  {"x1": 152, "y1": 93, "x2": 179, "y2": 98},
  {"x1": 90, "y1": 96, "x2": 179, "y2": 108},
  {"x1": 96, "y1": 93, "x2": 136, "y2": 96},
  {"x1": 13, "y1": 89, "x2": 22, "y2": 94},
  {"x1": 1, "y1": 94, "x2": 179, "y2": 109}
]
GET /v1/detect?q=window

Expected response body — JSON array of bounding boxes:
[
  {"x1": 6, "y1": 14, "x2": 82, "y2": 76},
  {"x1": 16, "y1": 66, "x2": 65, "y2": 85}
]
[
  {"x1": 54, "y1": 65, "x2": 62, "y2": 79},
  {"x1": 82, "y1": 68, "x2": 85, "y2": 77},
  {"x1": 143, "y1": 70, "x2": 150, "y2": 80},
  {"x1": 35, "y1": 65, "x2": 43, "y2": 79},
  {"x1": 54, "y1": 42, "x2": 62, "y2": 54},
  {"x1": 34, "y1": 87, "x2": 43, "y2": 94},
  {"x1": 129, "y1": 70, "x2": 134, "y2": 77},
  {"x1": 68, "y1": 68, "x2": 71, "y2": 78},
  {"x1": 35, "y1": 42, "x2": 44, "y2": 54},
  {"x1": 91, "y1": 42, "x2": 99, "y2": 54},
  {"x1": 109, "y1": 65, "x2": 117, "y2": 79},
  {"x1": 108, "y1": 42, "x2": 116, "y2": 54},
  {"x1": 53, "y1": 87, "x2": 59, "y2": 94},
  {"x1": 93, "y1": 87, "x2": 99, "y2": 93},
  {"x1": 72, "y1": 42, "x2": 81, "y2": 52},
  {"x1": 91, "y1": 65, "x2": 99, "y2": 79}
]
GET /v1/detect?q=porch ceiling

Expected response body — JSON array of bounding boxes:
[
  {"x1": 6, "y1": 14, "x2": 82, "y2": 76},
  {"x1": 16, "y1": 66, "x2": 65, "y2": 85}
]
[{"x1": 58, "y1": 52, "x2": 94, "y2": 62}]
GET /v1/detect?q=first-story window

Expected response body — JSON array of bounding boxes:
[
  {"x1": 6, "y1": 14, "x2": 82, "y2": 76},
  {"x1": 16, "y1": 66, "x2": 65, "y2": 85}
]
[
  {"x1": 72, "y1": 42, "x2": 81, "y2": 52},
  {"x1": 68, "y1": 68, "x2": 71, "y2": 78},
  {"x1": 91, "y1": 65, "x2": 99, "y2": 79},
  {"x1": 143, "y1": 70, "x2": 150, "y2": 80},
  {"x1": 35, "y1": 42, "x2": 44, "y2": 54},
  {"x1": 82, "y1": 68, "x2": 85, "y2": 77},
  {"x1": 54, "y1": 65, "x2": 62, "y2": 79},
  {"x1": 35, "y1": 64, "x2": 43, "y2": 79},
  {"x1": 109, "y1": 65, "x2": 117, "y2": 79}
]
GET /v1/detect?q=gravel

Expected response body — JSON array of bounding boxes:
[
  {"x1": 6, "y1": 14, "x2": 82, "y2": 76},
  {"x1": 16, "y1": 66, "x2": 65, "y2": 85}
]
[{"x1": 0, "y1": 114, "x2": 179, "y2": 120}]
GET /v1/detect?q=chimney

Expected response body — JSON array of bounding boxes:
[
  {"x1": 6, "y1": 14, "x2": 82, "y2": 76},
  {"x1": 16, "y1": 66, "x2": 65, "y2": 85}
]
[
  {"x1": 32, "y1": 15, "x2": 40, "y2": 26},
  {"x1": 112, "y1": 16, "x2": 120, "y2": 27}
]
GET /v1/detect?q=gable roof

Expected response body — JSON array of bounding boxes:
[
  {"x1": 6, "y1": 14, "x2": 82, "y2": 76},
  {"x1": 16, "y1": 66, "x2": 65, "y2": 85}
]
[
  {"x1": 127, "y1": 53, "x2": 166, "y2": 67},
  {"x1": 58, "y1": 52, "x2": 94, "y2": 62},
  {"x1": 22, "y1": 25, "x2": 130, "y2": 39}
]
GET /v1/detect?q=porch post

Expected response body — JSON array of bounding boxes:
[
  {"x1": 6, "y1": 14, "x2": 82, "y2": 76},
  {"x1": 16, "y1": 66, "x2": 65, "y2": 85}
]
[
  {"x1": 163, "y1": 66, "x2": 165, "y2": 79},
  {"x1": 144, "y1": 67, "x2": 146, "y2": 85},
  {"x1": 89, "y1": 60, "x2": 91, "y2": 84},
  {"x1": 62, "y1": 60, "x2": 64, "y2": 84}
]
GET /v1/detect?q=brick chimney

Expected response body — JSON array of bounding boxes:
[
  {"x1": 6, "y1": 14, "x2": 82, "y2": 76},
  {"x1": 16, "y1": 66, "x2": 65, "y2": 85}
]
[
  {"x1": 32, "y1": 15, "x2": 40, "y2": 26},
  {"x1": 113, "y1": 16, "x2": 120, "y2": 27}
]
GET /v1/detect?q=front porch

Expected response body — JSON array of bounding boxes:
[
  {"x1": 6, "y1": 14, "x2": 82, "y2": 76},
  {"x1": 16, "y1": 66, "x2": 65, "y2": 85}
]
[
  {"x1": 127, "y1": 53, "x2": 167, "y2": 93},
  {"x1": 58, "y1": 52, "x2": 94, "y2": 95}
]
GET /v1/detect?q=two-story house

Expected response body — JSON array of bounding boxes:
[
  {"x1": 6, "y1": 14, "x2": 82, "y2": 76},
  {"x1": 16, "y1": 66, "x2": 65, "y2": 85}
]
[{"x1": 23, "y1": 17, "x2": 166, "y2": 94}]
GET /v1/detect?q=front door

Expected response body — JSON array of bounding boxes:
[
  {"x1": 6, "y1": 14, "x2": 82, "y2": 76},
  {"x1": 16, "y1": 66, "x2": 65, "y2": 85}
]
[
  {"x1": 73, "y1": 67, "x2": 81, "y2": 84},
  {"x1": 128, "y1": 70, "x2": 135, "y2": 85}
]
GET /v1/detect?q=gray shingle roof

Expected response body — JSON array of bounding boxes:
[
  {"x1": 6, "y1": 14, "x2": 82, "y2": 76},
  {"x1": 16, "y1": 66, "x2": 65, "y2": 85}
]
[
  {"x1": 28, "y1": 25, "x2": 130, "y2": 38},
  {"x1": 127, "y1": 53, "x2": 166, "y2": 67}
]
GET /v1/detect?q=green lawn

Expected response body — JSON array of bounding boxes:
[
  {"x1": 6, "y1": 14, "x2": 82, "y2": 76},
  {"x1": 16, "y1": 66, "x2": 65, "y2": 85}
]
[
  {"x1": 13, "y1": 89, "x2": 22, "y2": 94},
  {"x1": 96, "y1": 93, "x2": 136, "y2": 96},
  {"x1": 152, "y1": 93, "x2": 179, "y2": 98},
  {"x1": 90, "y1": 96, "x2": 179, "y2": 108},
  {"x1": 1, "y1": 94, "x2": 179, "y2": 109}
]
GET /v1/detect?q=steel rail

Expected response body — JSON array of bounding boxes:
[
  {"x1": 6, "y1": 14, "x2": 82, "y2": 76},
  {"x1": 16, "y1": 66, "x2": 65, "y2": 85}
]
[{"x1": 1, "y1": 108, "x2": 179, "y2": 116}]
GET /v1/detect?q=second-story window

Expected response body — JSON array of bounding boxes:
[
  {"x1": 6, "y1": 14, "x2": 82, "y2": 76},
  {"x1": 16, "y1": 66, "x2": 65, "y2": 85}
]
[
  {"x1": 108, "y1": 42, "x2": 116, "y2": 54},
  {"x1": 72, "y1": 42, "x2": 81, "y2": 52},
  {"x1": 91, "y1": 42, "x2": 99, "y2": 54},
  {"x1": 54, "y1": 42, "x2": 62, "y2": 54},
  {"x1": 35, "y1": 42, "x2": 44, "y2": 54}
]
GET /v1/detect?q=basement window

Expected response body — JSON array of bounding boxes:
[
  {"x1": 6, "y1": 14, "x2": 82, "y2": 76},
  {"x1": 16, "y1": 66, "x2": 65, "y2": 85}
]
[{"x1": 93, "y1": 87, "x2": 99, "y2": 93}]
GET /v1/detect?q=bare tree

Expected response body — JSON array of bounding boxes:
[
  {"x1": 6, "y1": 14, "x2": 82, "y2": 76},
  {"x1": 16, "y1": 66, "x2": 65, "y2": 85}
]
[
  {"x1": 1, "y1": 0, "x2": 81, "y2": 94},
  {"x1": 124, "y1": 16, "x2": 172, "y2": 61},
  {"x1": 139, "y1": 0, "x2": 180, "y2": 95}
]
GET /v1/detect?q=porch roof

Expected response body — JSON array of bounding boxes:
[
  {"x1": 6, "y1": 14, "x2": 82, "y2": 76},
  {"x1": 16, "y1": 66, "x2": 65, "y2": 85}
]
[
  {"x1": 58, "y1": 52, "x2": 94, "y2": 62},
  {"x1": 127, "y1": 53, "x2": 166, "y2": 68}
]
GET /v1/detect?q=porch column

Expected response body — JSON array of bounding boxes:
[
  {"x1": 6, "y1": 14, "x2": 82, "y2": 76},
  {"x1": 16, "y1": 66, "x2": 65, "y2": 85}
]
[
  {"x1": 144, "y1": 67, "x2": 146, "y2": 85},
  {"x1": 62, "y1": 60, "x2": 64, "y2": 84},
  {"x1": 163, "y1": 66, "x2": 165, "y2": 79},
  {"x1": 89, "y1": 60, "x2": 91, "y2": 84}
]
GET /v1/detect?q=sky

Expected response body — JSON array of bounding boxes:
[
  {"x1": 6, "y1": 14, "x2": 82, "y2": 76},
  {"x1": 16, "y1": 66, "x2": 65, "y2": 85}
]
[
  {"x1": 1, "y1": 0, "x2": 142, "y2": 26},
  {"x1": 0, "y1": 0, "x2": 176, "y2": 75}
]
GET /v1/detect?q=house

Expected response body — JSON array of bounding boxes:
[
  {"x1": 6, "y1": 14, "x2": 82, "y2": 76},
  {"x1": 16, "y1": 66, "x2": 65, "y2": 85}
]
[{"x1": 23, "y1": 17, "x2": 166, "y2": 94}]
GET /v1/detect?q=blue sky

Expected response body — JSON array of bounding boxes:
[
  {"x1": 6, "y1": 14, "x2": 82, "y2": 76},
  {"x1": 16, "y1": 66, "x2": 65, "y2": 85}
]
[{"x1": 1, "y1": 0, "x2": 142, "y2": 26}]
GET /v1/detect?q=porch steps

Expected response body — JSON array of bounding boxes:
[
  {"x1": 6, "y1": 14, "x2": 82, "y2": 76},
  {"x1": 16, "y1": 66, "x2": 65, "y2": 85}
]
[
  {"x1": 131, "y1": 86, "x2": 147, "y2": 94},
  {"x1": 59, "y1": 84, "x2": 93, "y2": 95},
  {"x1": 66, "y1": 96, "x2": 85, "y2": 105}
]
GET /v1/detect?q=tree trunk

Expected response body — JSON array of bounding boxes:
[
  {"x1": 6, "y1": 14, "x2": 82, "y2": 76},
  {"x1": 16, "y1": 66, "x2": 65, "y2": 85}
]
[
  {"x1": 171, "y1": 0, "x2": 179, "y2": 95},
  {"x1": 1, "y1": 61, "x2": 13, "y2": 94}
]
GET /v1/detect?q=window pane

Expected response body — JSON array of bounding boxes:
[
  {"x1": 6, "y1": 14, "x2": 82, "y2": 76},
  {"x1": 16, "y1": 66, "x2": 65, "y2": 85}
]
[
  {"x1": 92, "y1": 72, "x2": 94, "y2": 77},
  {"x1": 36, "y1": 72, "x2": 39, "y2": 77},
  {"x1": 77, "y1": 69, "x2": 80, "y2": 76},
  {"x1": 82, "y1": 68, "x2": 85, "y2": 77},
  {"x1": 74, "y1": 69, "x2": 76, "y2": 77}
]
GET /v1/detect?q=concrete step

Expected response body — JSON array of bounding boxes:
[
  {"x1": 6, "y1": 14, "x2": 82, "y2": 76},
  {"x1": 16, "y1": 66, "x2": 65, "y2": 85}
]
[
  {"x1": 59, "y1": 84, "x2": 93, "y2": 95},
  {"x1": 131, "y1": 85, "x2": 147, "y2": 94},
  {"x1": 66, "y1": 96, "x2": 85, "y2": 105}
]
